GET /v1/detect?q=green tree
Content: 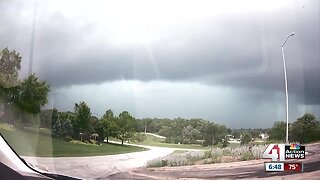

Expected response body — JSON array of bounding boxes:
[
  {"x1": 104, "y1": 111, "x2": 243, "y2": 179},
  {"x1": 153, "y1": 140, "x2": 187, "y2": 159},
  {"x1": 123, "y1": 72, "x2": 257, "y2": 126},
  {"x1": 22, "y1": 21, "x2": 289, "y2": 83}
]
[
  {"x1": 14, "y1": 74, "x2": 50, "y2": 114},
  {"x1": 51, "y1": 108, "x2": 59, "y2": 126},
  {"x1": 134, "y1": 133, "x2": 146, "y2": 144},
  {"x1": 232, "y1": 131, "x2": 241, "y2": 139},
  {"x1": 158, "y1": 125, "x2": 175, "y2": 143},
  {"x1": 0, "y1": 48, "x2": 22, "y2": 122},
  {"x1": 0, "y1": 48, "x2": 21, "y2": 89},
  {"x1": 241, "y1": 132, "x2": 252, "y2": 145},
  {"x1": 182, "y1": 125, "x2": 200, "y2": 144},
  {"x1": 61, "y1": 118, "x2": 73, "y2": 140},
  {"x1": 73, "y1": 102, "x2": 92, "y2": 137},
  {"x1": 203, "y1": 123, "x2": 228, "y2": 146},
  {"x1": 39, "y1": 108, "x2": 60, "y2": 128},
  {"x1": 97, "y1": 109, "x2": 117, "y2": 143},
  {"x1": 52, "y1": 118, "x2": 62, "y2": 138},
  {"x1": 216, "y1": 124, "x2": 228, "y2": 143},
  {"x1": 89, "y1": 115, "x2": 99, "y2": 133},
  {"x1": 4, "y1": 74, "x2": 49, "y2": 125},
  {"x1": 39, "y1": 109, "x2": 52, "y2": 128},
  {"x1": 249, "y1": 130, "x2": 260, "y2": 138},
  {"x1": 227, "y1": 128, "x2": 232, "y2": 135},
  {"x1": 103, "y1": 109, "x2": 113, "y2": 119},
  {"x1": 116, "y1": 111, "x2": 135, "y2": 145},
  {"x1": 268, "y1": 121, "x2": 286, "y2": 142},
  {"x1": 291, "y1": 113, "x2": 319, "y2": 143},
  {"x1": 222, "y1": 137, "x2": 229, "y2": 148}
]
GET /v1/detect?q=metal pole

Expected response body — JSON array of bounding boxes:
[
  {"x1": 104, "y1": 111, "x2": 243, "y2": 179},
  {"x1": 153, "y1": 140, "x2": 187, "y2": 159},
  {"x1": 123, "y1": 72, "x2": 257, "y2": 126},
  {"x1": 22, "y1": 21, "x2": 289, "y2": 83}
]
[
  {"x1": 281, "y1": 46, "x2": 289, "y2": 144},
  {"x1": 281, "y1": 32, "x2": 294, "y2": 144},
  {"x1": 29, "y1": 0, "x2": 38, "y2": 75},
  {"x1": 144, "y1": 122, "x2": 147, "y2": 134}
]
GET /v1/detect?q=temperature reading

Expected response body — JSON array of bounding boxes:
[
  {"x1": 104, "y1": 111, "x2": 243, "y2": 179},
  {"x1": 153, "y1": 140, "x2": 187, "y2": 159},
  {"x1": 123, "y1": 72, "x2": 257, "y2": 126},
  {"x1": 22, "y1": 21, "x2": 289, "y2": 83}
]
[
  {"x1": 289, "y1": 164, "x2": 297, "y2": 170},
  {"x1": 284, "y1": 162, "x2": 303, "y2": 172}
]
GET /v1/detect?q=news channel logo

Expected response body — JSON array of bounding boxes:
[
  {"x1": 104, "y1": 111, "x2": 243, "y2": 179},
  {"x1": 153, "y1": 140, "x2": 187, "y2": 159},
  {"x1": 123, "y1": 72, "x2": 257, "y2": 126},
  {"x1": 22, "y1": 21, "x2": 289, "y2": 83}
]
[
  {"x1": 263, "y1": 143, "x2": 305, "y2": 172},
  {"x1": 262, "y1": 143, "x2": 305, "y2": 161}
]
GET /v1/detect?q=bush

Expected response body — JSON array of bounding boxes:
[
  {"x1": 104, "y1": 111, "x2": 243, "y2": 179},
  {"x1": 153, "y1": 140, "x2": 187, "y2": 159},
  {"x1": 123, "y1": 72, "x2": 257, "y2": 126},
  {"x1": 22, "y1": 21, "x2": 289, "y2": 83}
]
[
  {"x1": 211, "y1": 148, "x2": 223, "y2": 163},
  {"x1": 241, "y1": 132, "x2": 252, "y2": 145},
  {"x1": 204, "y1": 150, "x2": 212, "y2": 159},
  {"x1": 241, "y1": 151, "x2": 253, "y2": 161},
  {"x1": 223, "y1": 148, "x2": 231, "y2": 156},
  {"x1": 147, "y1": 160, "x2": 168, "y2": 167},
  {"x1": 64, "y1": 135, "x2": 73, "y2": 142},
  {"x1": 251, "y1": 145, "x2": 265, "y2": 159},
  {"x1": 211, "y1": 148, "x2": 223, "y2": 158},
  {"x1": 147, "y1": 145, "x2": 267, "y2": 167},
  {"x1": 147, "y1": 151, "x2": 205, "y2": 167},
  {"x1": 222, "y1": 138, "x2": 229, "y2": 148}
]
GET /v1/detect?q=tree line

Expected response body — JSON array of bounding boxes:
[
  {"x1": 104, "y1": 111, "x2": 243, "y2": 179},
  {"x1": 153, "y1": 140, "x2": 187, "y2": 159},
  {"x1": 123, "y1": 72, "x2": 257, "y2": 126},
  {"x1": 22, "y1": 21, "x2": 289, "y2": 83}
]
[
  {"x1": 135, "y1": 118, "x2": 229, "y2": 146},
  {"x1": 41, "y1": 106, "x2": 231, "y2": 146},
  {"x1": 39, "y1": 108, "x2": 320, "y2": 146},
  {"x1": 268, "y1": 113, "x2": 320, "y2": 143},
  {"x1": 41, "y1": 104, "x2": 135, "y2": 145}
]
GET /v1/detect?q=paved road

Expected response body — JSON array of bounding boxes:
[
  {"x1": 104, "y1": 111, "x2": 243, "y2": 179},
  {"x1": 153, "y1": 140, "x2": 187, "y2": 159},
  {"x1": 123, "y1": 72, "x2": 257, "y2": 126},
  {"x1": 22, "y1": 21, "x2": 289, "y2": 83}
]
[
  {"x1": 109, "y1": 142, "x2": 320, "y2": 180},
  {"x1": 22, "y1": 142, "x2": 201, "y2": 179}
]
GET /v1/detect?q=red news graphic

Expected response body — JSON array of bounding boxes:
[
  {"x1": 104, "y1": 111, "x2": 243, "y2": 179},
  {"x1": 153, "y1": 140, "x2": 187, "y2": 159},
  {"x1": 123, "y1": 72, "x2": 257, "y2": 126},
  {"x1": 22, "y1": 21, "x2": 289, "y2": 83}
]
[
  {"x1": 263, "y1": 143, "x2": 305, "y2": 172},
  {"x1": 284, "y1": 162, "x2": 303, "y2": 172}
]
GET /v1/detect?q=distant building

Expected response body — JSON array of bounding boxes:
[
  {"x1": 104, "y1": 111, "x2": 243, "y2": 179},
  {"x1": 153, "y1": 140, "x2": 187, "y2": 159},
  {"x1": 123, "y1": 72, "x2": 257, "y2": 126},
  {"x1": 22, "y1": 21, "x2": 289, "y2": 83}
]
[
  {"x1": 259, "y1": 133, "x2": 269, "y2": 139},
  {"x1": 226, "y1": 134, "x2": 234, "y2": 140},
  {"x1": 226, "y1": 134, "x2": 241, "y2": 143}
]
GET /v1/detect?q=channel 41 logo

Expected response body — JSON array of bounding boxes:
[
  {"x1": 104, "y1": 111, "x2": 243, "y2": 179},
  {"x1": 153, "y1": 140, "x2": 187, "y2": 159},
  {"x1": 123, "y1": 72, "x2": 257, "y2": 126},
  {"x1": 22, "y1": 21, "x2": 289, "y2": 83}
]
[{"x1": 262, "y1": 143, "x2": 305, "y2": 161}]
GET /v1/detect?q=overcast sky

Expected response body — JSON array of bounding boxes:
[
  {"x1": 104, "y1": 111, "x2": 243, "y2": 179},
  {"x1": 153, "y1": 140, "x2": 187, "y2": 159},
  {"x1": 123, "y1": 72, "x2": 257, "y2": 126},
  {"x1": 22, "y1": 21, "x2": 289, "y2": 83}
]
[{"x1": 1, "y1": 0, "x2": 319, "y2": 128}]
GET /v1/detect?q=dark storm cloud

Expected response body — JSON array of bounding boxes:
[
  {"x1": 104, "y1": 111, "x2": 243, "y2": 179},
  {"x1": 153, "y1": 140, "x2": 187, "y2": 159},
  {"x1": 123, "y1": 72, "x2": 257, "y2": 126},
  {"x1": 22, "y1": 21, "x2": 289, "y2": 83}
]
[{"x1": 1, "y1": 0, "x2": 319, "y2": 105}]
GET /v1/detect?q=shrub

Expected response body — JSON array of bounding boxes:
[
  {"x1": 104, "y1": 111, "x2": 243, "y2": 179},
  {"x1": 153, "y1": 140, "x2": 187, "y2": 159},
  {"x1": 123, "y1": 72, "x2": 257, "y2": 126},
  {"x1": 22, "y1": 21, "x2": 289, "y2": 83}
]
[
  {"x1": 204, "y1": 150, "x2": 212, "y2": 159},
  {"x1": 210, "y1": 148, "x2": 223, "y2": 163},
  {"x1": 147, "y1": 160, "x2": 168, "y2": 168},
  {"x1": 147, "y1": 144, "x2": 268, "y2": 168},
  {"x1": 147, "y1": 151, "x2": 205, "y2": 167},
  {"x1": 250, "y1": 145, "x2": 266, "y2": 159},
  {"x1": 241, "y1": 132, "x2": 252, "y2": 145},
  {"x1": 64, "y1": 135, "x2": 73, "y2": 142},
  {"x1": 241, "y1": 151, "x2": 253, "y2": 161},
  {"x1": 223, "y1": 148, "x2": 231, "y2": 156},
  {"x1": 222, "y1": 138, "x2": 229, "y2": 148},
  {"x1": 211, "y1": 148, "x2": 223, "y2": 158}
]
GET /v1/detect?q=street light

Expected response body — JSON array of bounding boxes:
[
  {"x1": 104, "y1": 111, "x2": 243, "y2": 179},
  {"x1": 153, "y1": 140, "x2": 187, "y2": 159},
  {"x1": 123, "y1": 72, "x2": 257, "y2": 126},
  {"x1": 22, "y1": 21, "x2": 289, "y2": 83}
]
[{"x1": 281, "y1": 32, "x2": 295, "y2": 144}]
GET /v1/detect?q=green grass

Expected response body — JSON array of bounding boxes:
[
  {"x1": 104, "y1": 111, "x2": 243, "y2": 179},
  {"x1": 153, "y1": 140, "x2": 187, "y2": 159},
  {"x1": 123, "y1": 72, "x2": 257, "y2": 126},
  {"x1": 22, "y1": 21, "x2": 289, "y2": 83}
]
[
  {"x1": 0, "y1": 123, "x2": 15, "y2": 131},
  {"x1": 170, "y1": 150, "x2": 188, "y2": 155},
  {"x1": 23, "y1": 126, "x2": 52, "y2": 136},
  {"x1": 150, "y1": 142, "x2": 209, "y2": 149},
  {"x1": 0, "y1": 124, "x2": 146, "y2": 157},
  {"x1": 112, "y1": 133, "x2": 209, "y2": 150},
  {"x1": 228, "y1": 142, "x2": 241, "y2": 148}
]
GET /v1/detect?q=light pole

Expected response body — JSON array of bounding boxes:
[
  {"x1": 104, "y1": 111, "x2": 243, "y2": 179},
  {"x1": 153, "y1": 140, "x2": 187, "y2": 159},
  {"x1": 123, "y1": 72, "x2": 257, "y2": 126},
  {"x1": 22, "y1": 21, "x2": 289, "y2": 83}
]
[{"x1": 281, "y1": 32, "x2": 295, "y2": 144}]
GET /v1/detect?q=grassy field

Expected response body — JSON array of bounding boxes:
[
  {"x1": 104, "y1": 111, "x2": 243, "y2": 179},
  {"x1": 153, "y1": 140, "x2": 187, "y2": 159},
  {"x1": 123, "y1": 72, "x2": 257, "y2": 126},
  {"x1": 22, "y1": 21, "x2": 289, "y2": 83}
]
[
  {"x1": 0, "y1": 123, "x2": 146, "y2": 157},
  {"x1": 112, "y1": 133, "x2": 210, "y2": 150},
  {"x1": 170, "y1": 150, "x2": 188, "y2": 155}
]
